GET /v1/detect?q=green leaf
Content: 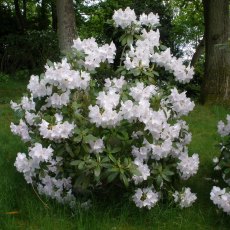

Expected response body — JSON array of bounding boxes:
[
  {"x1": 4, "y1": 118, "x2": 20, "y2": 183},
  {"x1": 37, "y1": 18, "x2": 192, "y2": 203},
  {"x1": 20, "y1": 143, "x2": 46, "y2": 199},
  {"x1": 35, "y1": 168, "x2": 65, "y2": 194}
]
[
  {"x1": 162, "y1": 174, "x2": 171, "y2": 182},
  {"x1": 126, "y1": 35, "x2": 133, "y2": 45},
  {"x1": 107, "y1": 172, "x2": 119, "y2": 183},
  {"x1": 108, "y1": 153, "x2": 117, "y2": 163},
  {"x1": 110, "y1": 147, "x2": 121, "y2": 154},
  {"x1": 156, "y1": 175, "x2": 163, "y2": 186},
  {"x1": 130, "y1": 167, "x2": 141, "y2": 176},
  {"x1": 65, "y1": 143, "x2": 74, "y2": 157},
  {"x1": 83, "y1": 134, "x2": 98, "y2": 143},
  {"x1": 121, "y1": 37, "x2": 127, "y2": 46},
  {"x1": 70, "y1": 160, "x2": 80, "y2": 166},
  {"x1": 164, "y1": 170, "x2": 175, "y2": 176},
  {"x1": 153, "y1": 70, "x2": 159, "y2": 76},
  {"x1": 78, "y1": 161, "x2": 85, "y2": 170},
  {"x1": 73, "y1": 135, "x2": 82, "y2": 143},
  {"x1": 74, "y1": 145, "x2": 81, "y2": 155},
  {"x1": 145, "y1": 71, "x2": 154, "y2": 78},
  {"x1": 106, "y1": 167, "x2": 120, "y2": 173},
  {"x1": 94, "y1": 166, "x2": 101, "y2": 177},
  {"x1": 120, "y1": 173, "x2": 129, "y2": 187}
]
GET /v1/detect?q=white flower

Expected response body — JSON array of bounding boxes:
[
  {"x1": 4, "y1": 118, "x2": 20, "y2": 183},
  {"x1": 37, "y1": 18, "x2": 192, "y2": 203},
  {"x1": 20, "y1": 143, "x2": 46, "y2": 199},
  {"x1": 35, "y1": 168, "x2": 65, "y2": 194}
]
[
  {"x1": 104, "y1": 76, "x2": 126, "y2": 92},
  {"x1": 113, "y1": 7, "x2": 137, "y2": 29},
  {"x1": 21, "y1": 96, "x2": 36, "y2": 111},
  {"x1": 25, "y1": 111, "x2": 38, "y2": 126},
  {"x1": 45, "y1": 91, "x2": 70, "y2": 109},
  {"x1": 149, "y1": 139, "x2": 172, "y2": 160},
  {"x1": 89, "y1": 138, "x2": 105, "y2": 154},
  {"x1": 218, "y1": 115, "x2": 230, "y2": 137},
  {"x1": 10, "y1": 119, "x2": 31, "y2": 142},
  {"x1": 166, "y1": 88, "x2": 195, "y2": 117},
  {"x1": 39, "y1": 119, "x2": 75, "y2": 141},
  {"x1": 72, "y1": 38, "x2": 116, "y2": 71},
  {"x1": 132, "y1": 187, "x2": 159, "y2": 209},
  {"x1": 28, "y1": 143, "x2": 53, "y2": 162},
  {"x1": 14, "y1": 152, "x2": 39, "y2": 184},
  {"x1": 177, "y1": 153, "x2": 199, "y2": 180},
  {"x1": 131, "y1": 146, "x2": 149, "y2": 161},
  {"x1": 210, "y1": 186, "x2": 230, "y2": 215},
  {"x1": 27, "y1": 75, "x2": 52, "y2": 98},
  {"x1": 212, "y1": 157, "x2": 219, "y2": 164},
  {"x1": 151, "y1": 49, "x2": 194, "y2": 83},
  {"x1": 96, "y1": 89, "x2": 120, "y2": 110},
  {"x1": 10, "y1": 101, "x2": 21, "y2": 111},
  {"x1": 129, "y1": 83, "x2": 157, "y2": 102},
  {"x1": 139, "y1": 12, "x2": 159, "y2": 26},
  {"x1": 173, "y1": 187, "x2": 197, "y2": 208},
  {"x1": 132, "y1": 158, "x2": 150, "y2": 184}
]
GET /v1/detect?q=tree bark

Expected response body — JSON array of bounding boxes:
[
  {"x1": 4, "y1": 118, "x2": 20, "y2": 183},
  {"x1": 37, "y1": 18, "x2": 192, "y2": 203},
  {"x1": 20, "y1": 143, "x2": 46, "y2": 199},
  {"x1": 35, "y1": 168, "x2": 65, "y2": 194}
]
[
  {"x1": 56, "y1": 0, "x2": 76, "y2": 52},
  {"x1": 191, "y1": 38, "x2": 204, "y2": 67},
  {"x1": 202, "y1": 0, "x2": 230, "y2": 104}
]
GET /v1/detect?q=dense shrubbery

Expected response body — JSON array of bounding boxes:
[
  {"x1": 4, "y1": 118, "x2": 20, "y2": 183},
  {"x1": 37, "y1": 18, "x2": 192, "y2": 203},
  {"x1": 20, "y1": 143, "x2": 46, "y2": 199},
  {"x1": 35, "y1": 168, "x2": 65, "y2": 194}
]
[
  {"x1": 210, "y1": 117, "x2": 230, "y2": 215},
  {"x1": 0, "y1": 30, "x2": 59, "y2": 75},
  {"x1": 11, "y1": 8, "x2": 199, "y2": 209}
]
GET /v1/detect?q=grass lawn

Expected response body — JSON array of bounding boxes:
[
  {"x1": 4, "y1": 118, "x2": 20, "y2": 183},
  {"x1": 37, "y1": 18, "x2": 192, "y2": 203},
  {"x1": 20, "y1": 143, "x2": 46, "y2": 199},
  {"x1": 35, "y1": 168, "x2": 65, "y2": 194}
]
[{"x1": 0, "y1": 80, "x2": 230, "y2": 230}]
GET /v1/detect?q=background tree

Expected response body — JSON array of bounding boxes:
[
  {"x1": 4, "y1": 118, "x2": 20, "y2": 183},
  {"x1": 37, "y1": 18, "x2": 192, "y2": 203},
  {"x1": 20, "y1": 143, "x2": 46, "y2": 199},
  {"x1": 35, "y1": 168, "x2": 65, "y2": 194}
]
[
  {"x1": 202, "y1": 0, "x2": 230, "y2": 104},
  {"x1": 56, "y1": 0, "x2": 76, "y2": 52}
]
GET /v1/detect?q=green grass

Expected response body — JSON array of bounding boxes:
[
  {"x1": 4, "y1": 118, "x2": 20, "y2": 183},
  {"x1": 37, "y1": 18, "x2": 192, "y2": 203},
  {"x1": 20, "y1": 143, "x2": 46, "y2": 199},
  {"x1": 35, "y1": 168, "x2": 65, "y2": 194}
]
[{"x1": 0, "y1": 80, "x2": 230, "y2": 229}]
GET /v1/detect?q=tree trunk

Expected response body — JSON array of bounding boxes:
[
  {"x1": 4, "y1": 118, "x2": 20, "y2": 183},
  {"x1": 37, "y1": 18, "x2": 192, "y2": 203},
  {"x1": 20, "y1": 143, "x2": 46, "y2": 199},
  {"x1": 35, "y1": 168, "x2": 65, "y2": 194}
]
[
  {"x1": 202, "y1": 0, "x2": 230, "y2": 104},
  {"x1": 191, "y1": 37, "x2": 205, "y2": 67},
  {"x1": 56, "y1": 0, "x2": 76, "y2": 53}
]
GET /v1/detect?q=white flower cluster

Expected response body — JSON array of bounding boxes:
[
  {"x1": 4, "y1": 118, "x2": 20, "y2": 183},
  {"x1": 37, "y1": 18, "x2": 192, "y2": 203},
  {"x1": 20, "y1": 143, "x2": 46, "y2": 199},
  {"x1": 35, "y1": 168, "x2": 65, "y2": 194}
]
[
  {"x1": 210, "y1": 116, "x2": 230, "y2": 214},
  {"x1": 89, "y1": 138, "x2": 105, "y2": 154},
  {"x1": 89, "y1": 79, "x2": 198, "y2": 189},
  {"x1": 10, "y1": 119, "x2": 31, "y2": 142},
  {"x1": 72, "y1": 38, "x2": 116, "y2": 71},
  {"x1": 163, "y1": 88, "x2": 195, "y2": 117},
  {"x1": 152, "y1": 48, "x2": 194, "y2": 83},
  {"x1": 39, "y1": 118, "x2": 75, "y2": 142},
  {"x1": 177, "y1": 153, "x2": 199, "y2": 180},
  {"x1": 210, "y1": 186, "x2": 230, "y2": 215},
  {"x1": 173, "y1": 187, "x2": 197, "y2": 208},
  {"x1": 132, "y1": 187, "x2": 159, "y2": 209},
  {"x1": 10, "y1": 56, "x2": 93, "y2": 204},
  {"x1": 15, "y1": 143, "x2": 53, "y2": 183},
  {"x1": 112, "y1": 7, "x2": 137, "y2": 29},
  {"x1": 88, "y1": 76, "x2": 198, "y2": 209},
  {"x1": 15, "y1": 143, "x2": 76, "y2": 205},
  {"x1": 113, "y1": 7, "x2": 159, "y2": 29},
  {"x1": 217, "y1": 115, "x2": 230, "y2": 137},
  {"x1": 113, "y1": 7, "x2": 194, "y2": 84}
]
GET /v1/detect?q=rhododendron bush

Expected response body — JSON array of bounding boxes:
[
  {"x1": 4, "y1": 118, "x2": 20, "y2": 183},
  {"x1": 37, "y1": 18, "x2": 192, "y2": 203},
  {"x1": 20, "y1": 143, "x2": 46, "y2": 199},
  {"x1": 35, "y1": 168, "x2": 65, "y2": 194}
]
[
  {"x1": 210, "y1": 117, "x2": 230, "y2": 215},
  {"x1": 11, "y1": 7, "x2": 199, "y2": 209}
]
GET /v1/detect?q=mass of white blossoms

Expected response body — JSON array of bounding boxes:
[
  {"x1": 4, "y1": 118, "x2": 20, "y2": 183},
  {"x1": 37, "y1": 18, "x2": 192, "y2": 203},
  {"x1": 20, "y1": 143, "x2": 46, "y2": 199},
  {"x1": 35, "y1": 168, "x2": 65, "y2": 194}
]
[
  {"x1": 11, "y1": 7, "x2": 198, "y2": 209},
  {"x1": 210, "y1": 115, "x2": 230, "y2": 215}
]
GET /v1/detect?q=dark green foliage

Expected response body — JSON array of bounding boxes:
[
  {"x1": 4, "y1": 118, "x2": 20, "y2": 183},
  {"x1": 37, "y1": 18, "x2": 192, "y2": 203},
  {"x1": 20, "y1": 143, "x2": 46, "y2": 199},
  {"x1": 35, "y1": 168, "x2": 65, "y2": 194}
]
[{"x1": 0, "y1": 30, "x2": 60, "y2": 74}]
